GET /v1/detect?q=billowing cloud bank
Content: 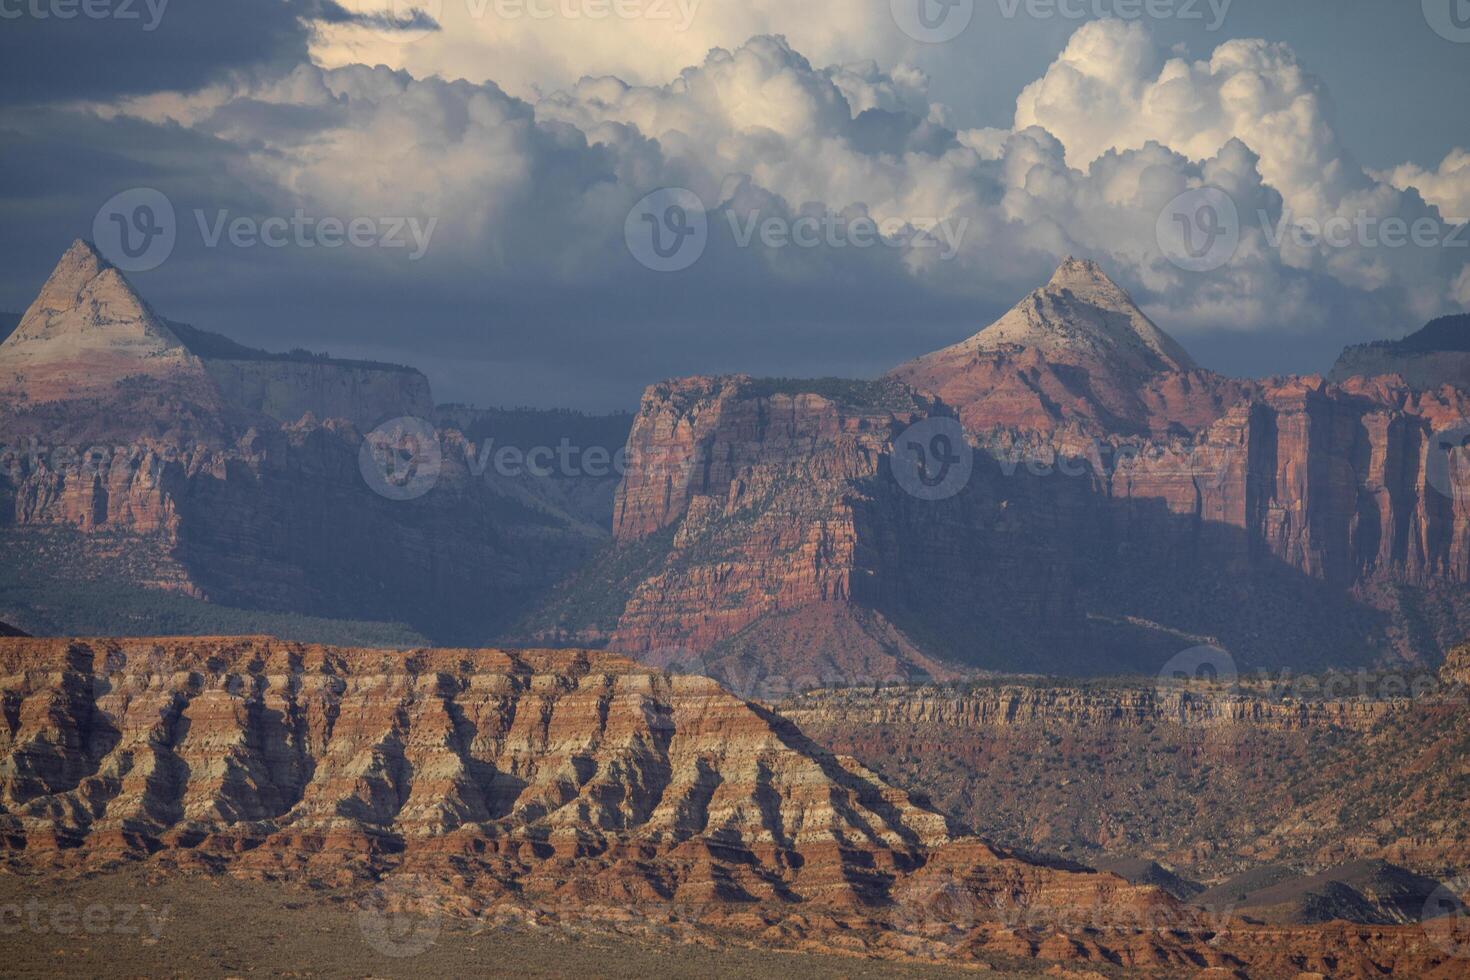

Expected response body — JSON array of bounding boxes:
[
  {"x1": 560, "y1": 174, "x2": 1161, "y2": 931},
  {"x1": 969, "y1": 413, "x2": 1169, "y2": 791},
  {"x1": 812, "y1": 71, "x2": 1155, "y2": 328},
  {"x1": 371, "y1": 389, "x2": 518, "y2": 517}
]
[{"x1": 4, "y1": 19, "x2": 1467, "y2": 404}]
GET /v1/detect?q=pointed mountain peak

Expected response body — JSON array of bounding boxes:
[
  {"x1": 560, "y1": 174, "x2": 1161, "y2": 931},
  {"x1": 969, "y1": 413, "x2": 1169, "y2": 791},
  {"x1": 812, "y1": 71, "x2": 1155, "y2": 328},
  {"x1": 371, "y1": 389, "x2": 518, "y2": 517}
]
[
  {"x1": 958, "y1": 256, "x2": 1197, "y2": 376},
  {"x1": 24, "y1": 239, "x2": 113, "y2": 316},
  {"x1": 0, "y1": 239, "x2": 194, "y2": 401},
  {"x1": 1048, "y1": 256, "x2": 1111, "y2": 288},
  {"x1": 9, "y1": 239, "x2": 172, "y2": 343},
  {"x1": 1043, "y1": 256, "x2": 1140, "y2": 310}
]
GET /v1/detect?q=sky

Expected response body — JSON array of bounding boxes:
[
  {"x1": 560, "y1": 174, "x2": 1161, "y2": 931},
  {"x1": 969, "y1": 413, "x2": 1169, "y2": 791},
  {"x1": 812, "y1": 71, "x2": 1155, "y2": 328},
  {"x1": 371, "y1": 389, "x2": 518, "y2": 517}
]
[{"x1": 0, "y1": 0, "x2": 1467, "y2": 409}]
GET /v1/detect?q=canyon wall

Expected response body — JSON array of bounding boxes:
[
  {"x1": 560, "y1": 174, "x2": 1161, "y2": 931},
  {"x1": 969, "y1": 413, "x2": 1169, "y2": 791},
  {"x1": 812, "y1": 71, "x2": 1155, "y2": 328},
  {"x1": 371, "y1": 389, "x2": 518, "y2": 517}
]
[
  {"x1": 554, "y1": 368, "x2": 1470, "y2": 676},
  {"x1": 1, "y1": 634, "x2": 1461, "y2": 977},
  {"x1": 785, "y1": 674, "x2": 1470, "y2": 880}
]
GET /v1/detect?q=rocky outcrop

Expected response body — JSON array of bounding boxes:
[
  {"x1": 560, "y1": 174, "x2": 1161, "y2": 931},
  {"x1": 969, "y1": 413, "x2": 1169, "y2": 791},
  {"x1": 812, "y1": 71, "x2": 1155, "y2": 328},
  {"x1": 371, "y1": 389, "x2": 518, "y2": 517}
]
[
  {"x1": 563, "y1": 260, "x2": 1470, "y2": 673},
  {"x1": 1442, "y1": 643, "x2": 1470, "y2": 686},
  {"x1": 1330, "y1": 313, "x2": 1470, "y2": 391},
  {"x1": 0, "y1": 635, "x2": 1462, "y2": 977},
  {"x1": 199, "y1": 357, "x2": 432, "y2": 430},
  {"x1": 603, "y1": 377, "x2": 964, "y2": 682}
]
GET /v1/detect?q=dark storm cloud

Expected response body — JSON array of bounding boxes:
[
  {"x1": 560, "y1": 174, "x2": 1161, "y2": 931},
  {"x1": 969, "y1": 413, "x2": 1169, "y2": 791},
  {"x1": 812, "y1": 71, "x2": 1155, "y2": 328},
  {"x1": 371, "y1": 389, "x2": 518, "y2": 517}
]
[
  {"x1": 0, "y1": 22, "x2": 1464, "y2": 412},
  {"x1": 0, "y1": 0, "x2": 437, "y2": 106}
]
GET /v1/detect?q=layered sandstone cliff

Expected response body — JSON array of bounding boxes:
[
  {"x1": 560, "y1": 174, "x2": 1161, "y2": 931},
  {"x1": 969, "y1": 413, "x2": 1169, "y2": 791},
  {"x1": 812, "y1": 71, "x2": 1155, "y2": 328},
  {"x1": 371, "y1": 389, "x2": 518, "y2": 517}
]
[
  {"x1": 785, "y1": 674, "x2": 1470, "y2": 882},
  {"x1": 1, "y1": 635, "x2": 1462, "y2": 977},
  {"x1": 551, "y1": 259, "x2": 1470, "y2": 675}
]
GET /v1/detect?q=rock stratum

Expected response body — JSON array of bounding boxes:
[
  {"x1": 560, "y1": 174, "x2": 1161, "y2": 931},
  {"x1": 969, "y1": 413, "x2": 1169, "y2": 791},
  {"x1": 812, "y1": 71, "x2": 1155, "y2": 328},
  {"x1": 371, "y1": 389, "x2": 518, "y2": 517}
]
[
  {"x1": 528, "y1": 258, "x2": 1470, "y2": 678},
  {"x1": 785, "y1": 651, "x2": 1470, "y2": 882},
  {"x1": 1, "y1": 635, "x2": 1466, "y2": 977}
]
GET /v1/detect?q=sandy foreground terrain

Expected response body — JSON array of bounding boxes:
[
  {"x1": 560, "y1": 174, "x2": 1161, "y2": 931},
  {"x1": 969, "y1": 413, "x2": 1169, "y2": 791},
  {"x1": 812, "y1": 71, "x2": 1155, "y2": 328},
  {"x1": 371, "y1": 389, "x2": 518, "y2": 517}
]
[{"x1": 0, "y1": 868, "x2": 1057, "y2": 979}]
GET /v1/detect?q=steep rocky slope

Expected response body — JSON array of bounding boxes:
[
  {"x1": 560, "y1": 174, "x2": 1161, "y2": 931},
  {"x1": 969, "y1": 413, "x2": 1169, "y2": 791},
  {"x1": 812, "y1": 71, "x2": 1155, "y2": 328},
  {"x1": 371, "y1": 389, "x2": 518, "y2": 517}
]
[
  {"x1": 0, "y1": 635, "x2": 1464, "y2": 977},
  {"x1": 783, "y1": 652, "x2": 1470, "y2": 881}
]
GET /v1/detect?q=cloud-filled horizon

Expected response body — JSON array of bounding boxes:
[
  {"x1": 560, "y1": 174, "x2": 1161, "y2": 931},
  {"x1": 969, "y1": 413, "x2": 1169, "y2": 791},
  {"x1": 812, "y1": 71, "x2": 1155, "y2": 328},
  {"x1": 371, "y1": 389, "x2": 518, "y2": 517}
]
[{"x1": 1, "y1": 1, "x2": 1467, "y2": 410}]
